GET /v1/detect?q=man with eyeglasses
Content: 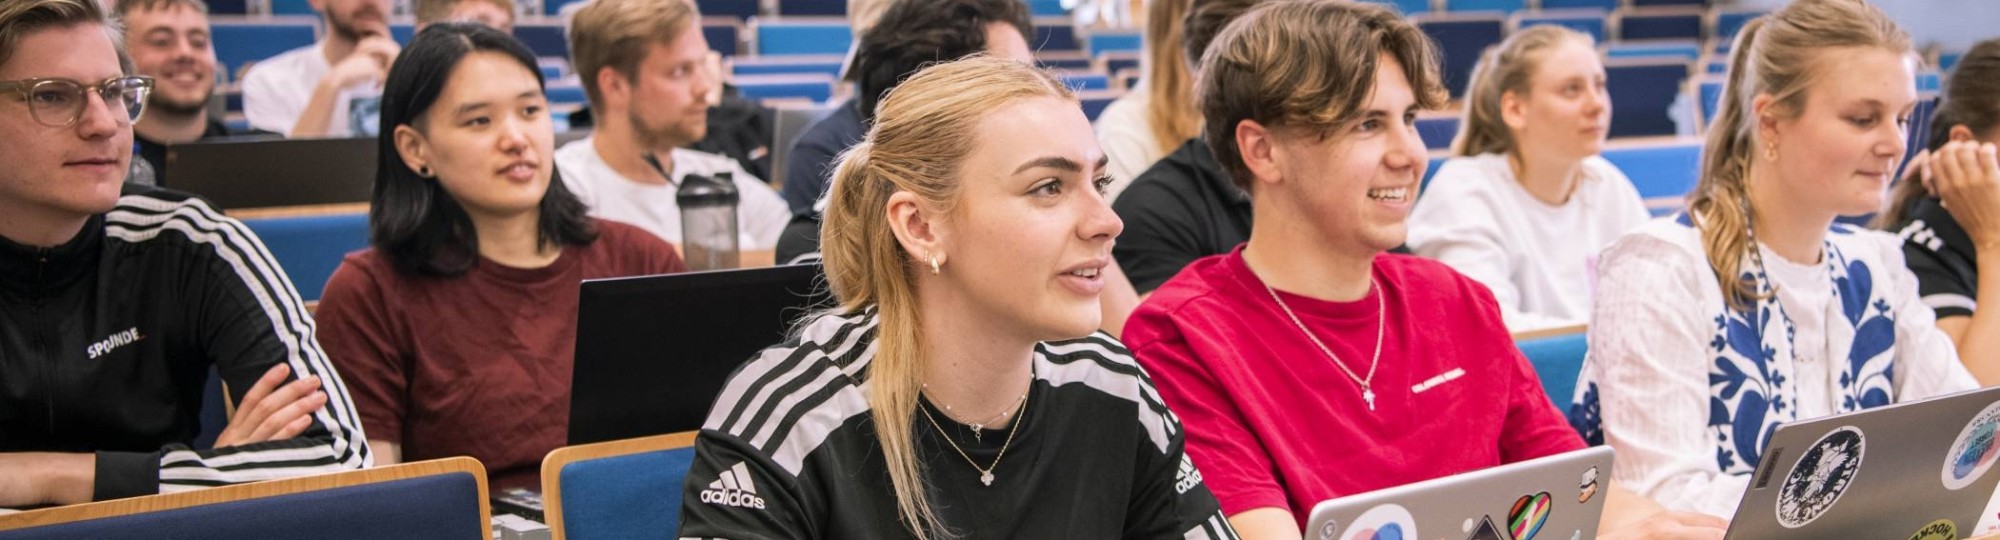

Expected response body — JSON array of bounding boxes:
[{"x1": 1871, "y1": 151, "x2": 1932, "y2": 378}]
[
  {"x1": 0, "y1": 0, "x2": 370, "y2": 507},
  {"x1": 116, "y1": 0, "x2": 230, "y2": 183}
]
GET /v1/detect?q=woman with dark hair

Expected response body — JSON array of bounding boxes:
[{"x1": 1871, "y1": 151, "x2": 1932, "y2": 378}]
[
  {"x1": 1881, "y1": 38, "x2": 2000, "y2": 384},
  {"x1": 313, "y1": 22, "x2": 684, "y2": 491}
]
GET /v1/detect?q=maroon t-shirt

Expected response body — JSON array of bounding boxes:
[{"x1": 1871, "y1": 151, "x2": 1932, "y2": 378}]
[
  {"x1": 315, "y1": 219, "x2": 685, "y2": 490},
  {"x1": 1125, "y1": 247, "x2": 1584, "y2": 529}
]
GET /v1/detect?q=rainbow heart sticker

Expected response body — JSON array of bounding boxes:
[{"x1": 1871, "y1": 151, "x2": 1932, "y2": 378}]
[{"x1": 1509, "y1": 492, "x2": 1553, "y2": 540}]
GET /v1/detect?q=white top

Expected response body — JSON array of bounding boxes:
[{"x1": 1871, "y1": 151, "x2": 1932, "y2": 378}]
[
  {"x1": 1091, "y1": 89, "x2": 1164, "y2": 203},
  {"x1": 1583, "y1": 217, "x2": 1978, "y2": 517},
  {"x1": 555, "y1": 137, "x2": 789, "y2": 250},
  {"x1": 240, "y1": 44, "x2": 376, "y2": 137},
  {"x1": 1406, "y1": 153, "x2": 1650, "y2": 332}
]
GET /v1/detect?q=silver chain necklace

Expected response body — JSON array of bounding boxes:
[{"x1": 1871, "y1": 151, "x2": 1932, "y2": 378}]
[
  {"x1": 918, "y1": 389, "x2": 1028, "y2": 486},
  {"x1": 1262, "y1": 277, "x2": 1386, "y2": 411}
]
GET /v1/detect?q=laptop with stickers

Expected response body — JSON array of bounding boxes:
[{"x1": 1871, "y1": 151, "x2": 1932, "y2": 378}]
[
  {"x1": 1724, "y1": 385, "x2": 2000, "y2": 540},
  {"x1": 1303, "y1": 446, "x2": 1612, "y2": 540}
]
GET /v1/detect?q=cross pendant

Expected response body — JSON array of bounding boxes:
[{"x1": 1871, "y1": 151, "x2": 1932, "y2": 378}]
[
  {"x1": 980, "y1": 471, "x2": 995, "y2": 486},
  {"x1": 1363, "y1": 387, "x2": 1376, "y2": 411}
]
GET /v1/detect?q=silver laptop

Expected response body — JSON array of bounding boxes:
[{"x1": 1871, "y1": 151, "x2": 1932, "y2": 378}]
[
  {"x1": 1725, "y1": 385, "x2": 2000, "y2": 540},
  {"x1": 1305, "y1": 446, "x2": 1613, "y2": 540}
]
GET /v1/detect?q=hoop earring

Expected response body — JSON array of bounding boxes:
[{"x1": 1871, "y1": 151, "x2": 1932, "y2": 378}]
[{"x1": 929, "y1": 254, "x2": 941, "y2": 275}]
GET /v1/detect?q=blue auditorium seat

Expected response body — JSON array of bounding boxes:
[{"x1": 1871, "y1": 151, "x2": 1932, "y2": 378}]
[
  {"x1": 0, "y1": 458, "x2": 489, "y2": 540},
  {"x1": 543, "y1": 434, "x2": 696, "y2": 540},
  {"x1": 1081, "y1": 92, "x2": 1119, "y2": 122},
  {"x1": 1604, "y1": 40, "x2": 1701, "y2": 61},
  {"x1": 513, "y1": 23, "x2": 570, "y2": 59},
  {"x1": 704, "y1": 18, "x2": 744, "y2": 56},
  {"x1": 1446, "y1": 0, "x2": 1526, "y2": 14},
  {"x1": 207, "y1": 0, "x2": 248, "y2": 14},
  {"x1": 1422, "y1": 155, "x2": 1446, "y2": 193},
  {"x1": 1415, "y1": 117, "x2": 1459, "y2": 151},
  {"x1": 755, "y1": 19, "x2": 852, "y2": 55},
  {"x1": 210, "y1": 20, "x2": 317, "y2": 81},
  {"x1": 1416, "y1": 14, "x2": 1506, "y2": 99},
  {"x1": 1605, "y1": 59, "x2": 1692, "y2": 138},
  {"x1": 1516, "y1": 329, "x2": 1588, "y2": 412},
  {"x1": 1101, "y1": 51, "x2": 1141, "y2": 78},
  {"x1": 1629, "y1": 0, "x2": 1703, "y2": 6},
  {"x1": 239, "y1": 212, "x2": 369, "y2": 302},
  {"x1": 1025, "y1": 0, "x2": 1068, "y2": 16},
  {"x1": 545, "y1": 84, "x2": 588, "y2": 106},
  {"x1": 269, "y1": 0, "x2": 313, "y2": 15},
  {"x1": 1698, "y1": 74, "x2": 1725, "y2": 127},
  {"x1": 1616, "y1": 8, "x2": 1702, "y2": 41},
  {"x1": 733, "y1": 75, "x2": 836, "y2": 101},
  {"x1": 1034, "y1": 18, "x2": 1081, "y2": 52},
  {"x1": 1086, "y1": 31, "x2": 1143, "y2": 57},
  {"x1": 539, "y1": 65, "x2": 563, "y2": 80},
  {"x1": 1919, "y1": 71, "x2": 1941, "y2": 93},
  {"x1": 778, "y1": 0, "x2": 845, "y2": 15},
  {"x1": 732, "y1": 55, "x2": 845, "y2": 78},
  {"x1": 1539, "y1": 0, "x2": 1615, "y2": 9},
  {"x1": 1037, "y1": 52, "x2": 1094, "y2": 71},
  {"x1": 1060, "y1": 72, "x2": 1111, "y2": 92},
  {"x1": 1706, "y1": 59, "x2": 1728, "y2": 74},
  {"x1": 1512, "y1": 10, "x2": 1607, "y2": 43},
  {"x1": 1943, "y1": 51, "x2": 1964, "y2": 72},
  {"x1": 1715, "y1": 10, "x2": 1764, "y2": 42},
  {"x1": 389, "y1": 23, "x2": 414, "y2": 45},
  {"x1": 1602, "y1": 142, "x2": 1701, "y2": 201},
  {"x1": 1359, "y1": 0, "x2": 1430, "y2": 15},
  {"x1": 694, "y1": 0, "x2": 759, "y2": 18}
]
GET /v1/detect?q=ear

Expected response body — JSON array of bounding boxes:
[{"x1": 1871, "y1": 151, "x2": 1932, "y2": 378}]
[
  {"x1": 1499, "y1": 89, "x2": 1529, "y2": 131},
  {"x1": 1237, "y1": 119, "x2": 1284, "y2": 190},
  {"x1": 885, "y1": 191, "x2": 949, "y2": 271},
  {"x1": 595, "y1": 66, "x2": 629, "y2": 113},
  {"x1": 1751, "y1": 92, "x2": 1782, "y2": 146},
  {"x1": 393, "y1": 124, "x2": 430, "y2": 177},
  {"x1": 1949, "y1": 124, "x2": 1979, "y2": 143}
]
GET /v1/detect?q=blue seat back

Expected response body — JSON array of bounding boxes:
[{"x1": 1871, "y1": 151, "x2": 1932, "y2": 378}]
[
  {"x1": 1516, "y1": 331, "x2": 1588, "y2": 412},
  {"x1": 212, "y1": 21, "x2": 317, "y2": 80},
  {"x1": 1539, "y1": 0, "x2": 1615, "y2": 9},
  {"x1": 1415, "y1": 116, "x2": 1459, "y2": 151},
  {"x1": 1422, "y1": 155, "x2": 1446, "y2": 194},
  {"x1": 1605, "y1": 59, "x2": 1691, "y2": 137},
  {"x1": 239, "y1": 213, "x2": 369, "y2": 303},
  {"x1": 734, "y1": 76, "x2": 835, "y2": 101},
  {"x1": 1060, "y1": 72, "x2": 1111, "y2": 91},
  {"x1": 1601, "y1": 143, "x2": 1701, "y2": 201},
  {"x1": 513, "y1": 23, "x2": 569, "y2": 59},
  {"x1": 1035, "y1": 22, "x2": 1080, "y2": 52},
  {"x1": 1515, "y1": 11, "x2": 1607, "y2": 43},
  {"x1": 1082, "y1": 94, "x2": 1117, "y2": 122},
  {"x1": 556, "y1": 447, "x2": 698, "y2": 540},
  {"x1": 1447, "y1": 0, "x2": 1525, "y2": 13},
  {"x1": 1698, "y1": 76, "x2": 1725, "y2": 126},
  {"x1": 777, "y1": 0, "x2": 845, "y2": 15},
  {"x1": 704, "y1": 21, "x2": 742, "y2": 56},
  {"x1": 1629, "y1": 0, "x2": 1703, "y2": 6},
  {"x1": 1715, "y1": 10, "x2": 1763, "y2": 42},
  {"x1": 1417, "y1": 16, "x2": 1505, "y2": 99},
  {"x1": 270, "y1": 0, "x2": 313, "y2": 14},
  {"x1": 1604, "y1": 40, "x2": 1701, "y2": 61},
  {"x1": 695, "y1": 0, "x2": 760, "y2": 18},
  {"x1": 1103, "y1": 53, "x2": 1141, "y2": 77},
  {"x1": 0, "y1": 473, "x2": 485, "y2": 540},
  {"x1": 1359, "y1": 0, "x2": 1431, "y2": 15},
  {"x1": 1087, "y1": 31, "x2": 1142, "y2": 57},
  {"x1": 1943, "y1": 51, "x2": 1964, "y2": 72},
  {"x1": 1618, "y1": 11, "x2": 1702, "y2": 41},
  {"x1": 756, "y1": 20, "x2": 851, "y2": 55}
]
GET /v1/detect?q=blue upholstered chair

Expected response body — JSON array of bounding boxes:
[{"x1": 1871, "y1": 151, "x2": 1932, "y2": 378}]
[
  {"x1": 1514, "y1": 326, "x2": 1589, "y2": 414},
  {"x1": 238, "y1": 211, "x2": 370, "y2": 303},
  {"x1": 1605, "y1": 57, "x2": 1694, "y2": 137},
  {"x1": 210, "y1": 19, "x2": 317, "y2": 81},
  {"x1": 1512, "y1": 9, "x2": 1608, "y2": 43},
  {"x1": 542, "y1": 432, "x2": 700, "y2": 540},
  {"x1": 0, "y1": 458, "x2": 491, "y2": 540},
  {"x1": 1415, "y1": 14, "x2": 1506, "y2": 99},
  {"x1": 754, "y1": 18, "x2": 852, "y2": 56}
]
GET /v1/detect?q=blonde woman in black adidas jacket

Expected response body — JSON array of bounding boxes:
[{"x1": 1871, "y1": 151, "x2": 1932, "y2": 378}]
[
  {"x1": 677, "y1": 57, "x2": 1237, "y2": 539},
  {"x1": 0, "y1": 0, "x2": 369, "y2": 506}
]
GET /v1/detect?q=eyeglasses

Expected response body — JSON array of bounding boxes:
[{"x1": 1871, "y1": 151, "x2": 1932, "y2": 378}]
[{"x1": 0, "y1": 76, "x2": 154, "y2": 128}]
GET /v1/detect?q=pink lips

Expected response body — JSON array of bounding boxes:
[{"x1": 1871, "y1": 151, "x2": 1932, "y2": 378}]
[
  {"x1": 497, "y1": 161, "x2": 538, "y2": 183},
  {"x1": 1057, "y1": 258, "x2": 1109, "y2": 296}
]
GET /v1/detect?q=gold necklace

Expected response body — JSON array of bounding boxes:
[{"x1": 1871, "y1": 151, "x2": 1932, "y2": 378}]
[
  {"x1": 921, "y1": 383, "x2": 1027, "y2": 441},
  {"x1": 918, "y1": 389, "x2": 1028, "y2": 486}
]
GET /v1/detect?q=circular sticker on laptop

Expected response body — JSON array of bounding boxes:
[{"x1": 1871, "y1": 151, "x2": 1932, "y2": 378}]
[
  {"x1": 1909, "y1": 518, "x2": 1957, "y2": 540},
  {"x1": 1777, "y1": 426, "x2": 1865, "y2": 529},
  {"x1": 1943, "y1": 400, "x2": 2000, "y2": 491},
  {"x1": 1344, "y1": 504, "x2": 1416, "y2": 540}
]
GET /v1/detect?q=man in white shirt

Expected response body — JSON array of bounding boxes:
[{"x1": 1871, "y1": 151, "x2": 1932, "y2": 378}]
[
  {"x1": 555, "y1": 0, "x2": 788, "y2": 250},
  {"x1": 238, "y1": 0, "x2": 398, "y2": 138},
  {"x1": 413, "y1": 0, "x2": 514, "y2": 33}
]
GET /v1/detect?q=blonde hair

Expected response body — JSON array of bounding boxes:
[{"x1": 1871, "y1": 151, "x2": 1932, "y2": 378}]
[
  {"x1": 0, "y1": 0, "x2": 121, "y2": 69},
  {"x1": 1691, "y1": 0, "x2": 1911, "y2": 309},
  {"x1": 1197, "y1": 0, "x2": 1447, "y2": 190},
  {"x1": 413, "y1": 0, "x2": 515, "y2": 27},
  {"x1": 820, "y1": 55, "x2": 1074, "y2": 540},
  {"x1": 1452, "y1": 24, "x2": 1593, "y2": 157},
  {"x1": 567, "y1": 0, "x2": 694, "y2": 107},
  {"x1": 1142, "y1": 0, "x2": 1201, "y2": 154}
]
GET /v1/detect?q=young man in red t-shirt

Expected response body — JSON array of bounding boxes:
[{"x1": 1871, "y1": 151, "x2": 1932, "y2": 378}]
[{"x1": 1121, "y1": 1, "x2": 1728, "y2": 538}]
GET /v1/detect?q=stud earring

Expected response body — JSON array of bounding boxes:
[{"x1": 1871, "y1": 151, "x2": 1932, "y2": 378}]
[
  {"x1": 418, "y1": 165, "x2": 433, "y2": 178},
  {"x1": 929, "y1": 254, "x2": 941, "y2": 275}
]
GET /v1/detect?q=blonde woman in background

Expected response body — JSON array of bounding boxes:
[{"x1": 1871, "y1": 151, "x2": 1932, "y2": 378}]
[
  {"x1": 1093, "y1": 0, "x2": 1203, "y2": 200},
  {"x1": 678, "y1": 56, "x2": 1237, "y2": 539},
  {"x1": 1407, "y1": 25, "x2": 1649, "y2": 332},
  {"x1": 1571, "y1": 0, "x2": 1985, "y2": 518}
]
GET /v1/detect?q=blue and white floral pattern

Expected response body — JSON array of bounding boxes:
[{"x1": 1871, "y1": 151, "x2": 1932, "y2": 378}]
[{"x1": 1572, "y1": 222, "x2": 1901, "y2": 475}]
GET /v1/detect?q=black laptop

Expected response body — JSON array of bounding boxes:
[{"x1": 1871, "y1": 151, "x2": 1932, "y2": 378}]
[
  {"x1": 568, "y1": 263, "x2": 835, "y2": 446},
  {"x1": 163, "y1": 135, "x2": 376, "y2": 210}
]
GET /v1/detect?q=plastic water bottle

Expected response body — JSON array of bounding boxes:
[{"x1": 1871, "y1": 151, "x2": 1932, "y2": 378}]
[{"x1": 678, "y1": 171, "x2": 740, "y2": 271}]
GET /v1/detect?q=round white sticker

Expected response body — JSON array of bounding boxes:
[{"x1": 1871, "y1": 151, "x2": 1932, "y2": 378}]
[
  {"x1": 1776, "y1": 426, "x2": 1865, "y2": 529},
  {"x1": 1944, "y1": 400, "x2": 2000, "y2": 491}
]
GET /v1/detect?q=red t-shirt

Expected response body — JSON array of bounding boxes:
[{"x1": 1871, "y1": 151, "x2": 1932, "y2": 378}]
[
  {"x1": 1124, "y1": 247, "x2": 1583, "y2": 529},
  {"x1": 314, "y1": 219, "x2": 685, "y2": 490}
]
